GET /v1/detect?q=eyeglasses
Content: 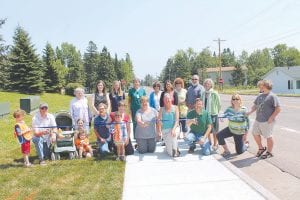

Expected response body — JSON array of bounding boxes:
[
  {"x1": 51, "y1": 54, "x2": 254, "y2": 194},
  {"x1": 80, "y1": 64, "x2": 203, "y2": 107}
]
[
  {"x1": 232, "y1": 99, "x2": 240, "y2": 101},
  {"x1": 40, "y1": 107, "x2": 48, "y2": 110},
  {"x1": 175, "y1": 82, "x2": 181, "y2": 85},
  {"x1": 192, "y1": 79, "x2": 198, "y2": 81}
]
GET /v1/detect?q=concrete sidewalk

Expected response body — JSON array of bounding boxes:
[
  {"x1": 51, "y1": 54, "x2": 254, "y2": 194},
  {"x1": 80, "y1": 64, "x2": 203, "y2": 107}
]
[{"x1": 122, "y1": 140, "x2": 279, "y2": 200}]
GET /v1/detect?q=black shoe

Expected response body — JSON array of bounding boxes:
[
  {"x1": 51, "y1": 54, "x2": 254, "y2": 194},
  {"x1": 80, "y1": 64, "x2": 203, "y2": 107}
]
[{"x1": 188, "y1": 147, "x2": 195, "y2": 154}]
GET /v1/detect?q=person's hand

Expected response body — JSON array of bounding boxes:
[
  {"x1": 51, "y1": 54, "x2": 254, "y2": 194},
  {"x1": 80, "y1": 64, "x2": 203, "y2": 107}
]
[
  {"x1": 100, "y1": 138, "x2": 105, "y2": 143},
  {"x1": 171, "y1": 129, "x2": 176, "y2": 137},
  {"x1": 267, "y1": 118, "x2": 274, "y2": 124},
  {"x1": 198, "y1": 137, "x2": 205, "y2": 145}
]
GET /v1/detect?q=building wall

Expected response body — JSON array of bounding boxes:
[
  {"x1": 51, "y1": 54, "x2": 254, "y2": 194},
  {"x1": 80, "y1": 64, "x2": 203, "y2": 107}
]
[
  {"x1": 207, "y1": 71, "x2": 247, "y2": 86},
  {"x1": 264, "y1": 69, "x2": 300, "y2": 94}
]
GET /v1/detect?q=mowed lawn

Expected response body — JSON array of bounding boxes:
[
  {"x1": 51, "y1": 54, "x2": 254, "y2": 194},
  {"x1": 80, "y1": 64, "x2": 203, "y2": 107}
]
[{"x1": 0, "y1": 92, "x2": 125, "y2": 200}]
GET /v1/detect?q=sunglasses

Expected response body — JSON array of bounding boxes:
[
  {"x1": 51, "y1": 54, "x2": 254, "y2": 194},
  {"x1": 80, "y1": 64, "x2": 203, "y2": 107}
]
[
  {"x1": 40, "y1": 107, "x2": 48, "y2": 110},
  {"x1": 232, "y1": 99, "x2": 240, "y2": 101}
]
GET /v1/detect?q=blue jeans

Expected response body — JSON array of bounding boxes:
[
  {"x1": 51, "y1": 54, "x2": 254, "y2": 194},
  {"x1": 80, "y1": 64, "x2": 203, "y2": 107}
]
[
  {"x1": 32, "y1": 136, "x2": 51, "y2": 160},
  {"x1": 97, "y1": 137, "x2": 111, "y2": 155},
  {"x1": 186, "y1": 132, "x2": 211, "y2": 156}
]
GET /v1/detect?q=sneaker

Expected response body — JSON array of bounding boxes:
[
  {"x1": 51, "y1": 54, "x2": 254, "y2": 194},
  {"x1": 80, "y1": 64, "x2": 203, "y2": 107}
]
[
  {"x1": 39, "y1": 160, "x2": 47, "y2": 166},
  {"x1": 212, "y1": 145, "x2": 219, "y2": 151},
  {"x1": 188, "y1": 147, "x2": 195, "y2": 154},
  {"x1": 221, "y1": 151, "x2": 231, "y2": 158},
  {"x1": 24, "y1": 162, "x2": 33, "y2": 167},
  {"x1": 115, "y1": 157, "x2": 120, "y2": 161},
  {"x1": 120, "y1": 156, "x2": 126, "y2": 162}
]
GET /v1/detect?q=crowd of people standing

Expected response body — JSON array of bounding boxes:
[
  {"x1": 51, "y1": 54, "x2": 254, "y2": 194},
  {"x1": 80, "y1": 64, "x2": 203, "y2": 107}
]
[{"x1": 13, "y1": 76, "x2": 280, "y2": 166}]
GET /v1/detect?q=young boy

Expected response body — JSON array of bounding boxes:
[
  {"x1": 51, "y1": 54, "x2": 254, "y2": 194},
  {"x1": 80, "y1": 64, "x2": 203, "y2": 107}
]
[
  {"x1": 13, "y1": 109, "x2": 33, "y2": 167},
  {"x1": 247, "y1": 80, "x2": 281, "y2": 159},
  {"x1": 75, "y1": 130, "x2": 93, "y2": 158},
  {"x1": 110, "y1": 111, "x2": 128, "y2": 161}
]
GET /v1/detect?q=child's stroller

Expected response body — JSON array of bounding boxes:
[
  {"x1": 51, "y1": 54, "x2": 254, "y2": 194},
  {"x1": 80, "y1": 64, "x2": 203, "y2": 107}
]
[{"x1": 51, "y1": 111, "x2": 78, "y2": 160}]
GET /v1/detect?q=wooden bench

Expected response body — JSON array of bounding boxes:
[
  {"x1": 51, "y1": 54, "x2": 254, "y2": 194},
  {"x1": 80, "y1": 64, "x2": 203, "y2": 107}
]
[
  {"x1": 0, "y1": 102, "x2": 10, "y2": 118},
  {"x1": 20, "y1": 96, "x2": 40, "y2": 114}
]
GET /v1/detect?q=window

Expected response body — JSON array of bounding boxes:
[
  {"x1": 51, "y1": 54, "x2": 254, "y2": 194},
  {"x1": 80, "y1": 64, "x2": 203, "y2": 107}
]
[
  {"x1": 297, "y1": 80, "x2": 300, "y2": 89},
  {"x1": 288, "y1": 80, "x2": 294, "y2": 89}
]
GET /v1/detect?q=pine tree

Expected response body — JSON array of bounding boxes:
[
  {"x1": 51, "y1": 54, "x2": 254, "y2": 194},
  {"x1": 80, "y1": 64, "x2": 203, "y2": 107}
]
[
  {"x1": 8, "y1": 26, "x2": 44, "y2": 93},
  {"x1": 0, "y1": 19, "x2": 9, "y2": 90},
  {"x1": 114, "y1": 53, "x2": 122, "y2": 81},
  {"x1": 231, "y1": 62, "x2": 245, "y2": 86},
  {"x1": 83, "y1": 41, "x2": 99, "y2": 92},
  {"x1": 97, "y1": 46, "x2": 117, "y2": 89},
  {"x1": 42, "y1": 43, "x2": 59, "y2": 92}
]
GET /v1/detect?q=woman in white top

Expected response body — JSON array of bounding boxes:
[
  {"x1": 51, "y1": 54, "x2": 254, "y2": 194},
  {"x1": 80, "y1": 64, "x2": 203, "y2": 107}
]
[
  {"x1": 70, "y1": 87, "x2": 90, "y2": 132},
  {"x1": 174, "y1": 78, "x2": 188, "y2": 134}
]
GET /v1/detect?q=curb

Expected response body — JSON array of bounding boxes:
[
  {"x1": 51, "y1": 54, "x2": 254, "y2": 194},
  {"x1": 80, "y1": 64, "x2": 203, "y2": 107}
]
[{"x1": 213, "y1": 153, "x2": 280, "y2": 200}]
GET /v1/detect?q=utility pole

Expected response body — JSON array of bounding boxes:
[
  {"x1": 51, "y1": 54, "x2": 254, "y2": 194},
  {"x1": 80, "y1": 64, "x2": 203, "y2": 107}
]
[{"x1": 213, "y1": 38, "x2": 226, "y2": 89}]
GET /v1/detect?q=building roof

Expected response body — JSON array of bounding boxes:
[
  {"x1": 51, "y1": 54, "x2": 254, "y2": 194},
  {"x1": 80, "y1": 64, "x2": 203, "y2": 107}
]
[
  {"x1": 206, "y1": 65, "x2": 247, "y2": 73},
  {"x1": 263, "y1": 66, "x2": 300, "y2": 79}
]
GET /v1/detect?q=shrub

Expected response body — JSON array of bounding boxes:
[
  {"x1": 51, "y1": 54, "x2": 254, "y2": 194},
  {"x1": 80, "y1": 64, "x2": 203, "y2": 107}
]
[{"x1": 65, "y1": 83, "x2": 84, "y2": 96}]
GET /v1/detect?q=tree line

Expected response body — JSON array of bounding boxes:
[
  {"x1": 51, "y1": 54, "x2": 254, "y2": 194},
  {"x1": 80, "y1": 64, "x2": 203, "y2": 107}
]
[
  {"x1": 0, "y1": 20, "x2": 135, "y2": 94},
  {"x1": 155, "y1": 44, "x2": 300, "y2": 87}
]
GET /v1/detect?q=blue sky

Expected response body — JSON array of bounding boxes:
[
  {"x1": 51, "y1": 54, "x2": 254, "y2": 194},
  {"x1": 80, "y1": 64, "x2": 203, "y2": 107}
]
[{"x1": 2, "y1": 0, "x2": 300, "y2": 78}]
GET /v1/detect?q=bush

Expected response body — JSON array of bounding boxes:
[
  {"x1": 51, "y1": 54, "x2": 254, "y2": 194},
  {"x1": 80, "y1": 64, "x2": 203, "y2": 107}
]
[{"x1": 65, "y1": 83, "x2": 84, "y2": 96}]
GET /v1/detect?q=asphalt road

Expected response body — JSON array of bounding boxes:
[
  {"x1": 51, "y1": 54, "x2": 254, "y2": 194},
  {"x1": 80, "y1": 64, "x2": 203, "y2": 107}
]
[{"x1": 219, "y1": 94, "x2": 300, "y2": 179}]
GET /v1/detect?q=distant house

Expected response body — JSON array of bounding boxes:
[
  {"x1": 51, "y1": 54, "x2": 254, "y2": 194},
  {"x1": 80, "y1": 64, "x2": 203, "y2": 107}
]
[
  {"x1": 204, "y1": 66, "x2": 248, "y2": 86},
  {"x1": 262, "y1": 66, "x2": 300, "y2": 94}
]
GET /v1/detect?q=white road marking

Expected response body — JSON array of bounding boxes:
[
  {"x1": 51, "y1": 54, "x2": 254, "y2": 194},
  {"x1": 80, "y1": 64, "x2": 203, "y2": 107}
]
[{"x1": 280, "y1": 127, "x2": 300, "y2": 134}]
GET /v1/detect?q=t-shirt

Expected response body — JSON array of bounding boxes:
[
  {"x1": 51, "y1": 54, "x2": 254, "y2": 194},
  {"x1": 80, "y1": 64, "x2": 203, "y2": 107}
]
[
  {"x1": 128, "y1": 87, "x2": 146, "y2": 112},
  {"x1": 224, "y1": 106, "x2": 249, "y2": 135},
  {"x1": 176, "y1": 88, "x2": 188, "y2": 118},
  {"x1": 135, "y1": 108, "x2": 158, "y2": 139},
  {"x1": 109, "y1": 92, "x2": 125, "y2": 112},
  {"x1": 161, "y1": 106, "x2": 176, "y2": 130},
  {"x1": 254, "y1": 92, "x2": 280, "y2": 122},
  {"x1": 94, "y1": 114, "x2": 110, "y2": 139},
  {"x1": 186, "y1": 84, "x2": 205, "y2": 106},
  {"x1": 187, "y1": 109, "x2": 212, "y2": 136}
]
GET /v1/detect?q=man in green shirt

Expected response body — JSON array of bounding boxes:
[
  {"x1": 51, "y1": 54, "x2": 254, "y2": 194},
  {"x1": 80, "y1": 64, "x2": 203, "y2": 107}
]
[{"x1": 186, "y1": 98, "x2": 212, "y2": 155}]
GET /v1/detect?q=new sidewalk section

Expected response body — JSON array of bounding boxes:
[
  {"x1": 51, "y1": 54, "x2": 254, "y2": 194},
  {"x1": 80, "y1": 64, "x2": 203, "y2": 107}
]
[{"x1": 122, "y1": 141, "x2": 279, "y2": 200}]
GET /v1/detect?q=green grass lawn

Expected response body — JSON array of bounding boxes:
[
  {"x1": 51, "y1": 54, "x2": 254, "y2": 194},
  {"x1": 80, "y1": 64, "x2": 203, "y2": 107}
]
[{"x1": 0, "y1": 92, "x2": 125, "y2": 200}]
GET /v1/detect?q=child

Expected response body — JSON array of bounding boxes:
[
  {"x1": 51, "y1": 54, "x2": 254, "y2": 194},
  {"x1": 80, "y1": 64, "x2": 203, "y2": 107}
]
[
  {"x1": 75, "y1": 130, "x2": 93, "y2": 158},
  {"x1": 110, "y1": 111, "x2": 128, "y2": 161},
  {"x1": 13, "y1": 109, "x2": 33, "y2": 167},
  {"x1": 74, "y1": 119, "x2": 85, "y2": 139}
]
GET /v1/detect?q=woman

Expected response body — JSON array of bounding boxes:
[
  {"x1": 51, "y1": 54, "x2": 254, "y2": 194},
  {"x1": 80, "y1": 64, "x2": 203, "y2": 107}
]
[
  {"x1": 70, "y1": 87, "x2": 90, "y2": 132},
  {"x1": 135, "y1": 96, "x2": 159, "y2": 154},
  {"x1": 109, "y1": 100, "x2": 134, "y2": 155},
  {"x1": 159, "y1": 80, "x2": 178, "y2": 107},
  {"x1": 158, "y1": 93, "x2": 180, "y2": 157},
  {"x1": 149, "y1": 81, "x2": 162, "y2": 112},
  {"x1": 109, "y1": 80, "x2": 125, "y2": 112},
  {"x1": 128, "y1": 78, "x2": 146, "y2": 138},
  {"x1": 217, "y1": 94, "x2": 249, "y2": 157},
  {"x1": 91, "y1": 80, "x2": 111, "y2": 115},
  {"x1": 202, "y1": 78, "x2": 221, "y2": 151},
  {"x1": 174, "y1": 78, "x2": 188, "y2": 135}
]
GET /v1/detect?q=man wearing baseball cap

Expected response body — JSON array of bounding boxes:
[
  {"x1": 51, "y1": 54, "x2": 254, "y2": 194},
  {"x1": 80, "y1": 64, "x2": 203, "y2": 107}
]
[{"x1": 32, "y1": 103, "x2": 57, "y2": 165}]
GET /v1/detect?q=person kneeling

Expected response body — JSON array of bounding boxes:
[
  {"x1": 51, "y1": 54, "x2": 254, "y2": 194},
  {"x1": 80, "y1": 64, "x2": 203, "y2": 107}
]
[{"x1": 186, "y1": 98, "x2": 212, "y2": 156}]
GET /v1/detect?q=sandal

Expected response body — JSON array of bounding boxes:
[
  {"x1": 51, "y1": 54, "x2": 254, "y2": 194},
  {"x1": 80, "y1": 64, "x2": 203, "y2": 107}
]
[
  {"x1": 261, "y1": 151, "x2": 273, "y2": 159},
  {"x1": 256, "y1": 147, "x2": 266, "y2": 157}
]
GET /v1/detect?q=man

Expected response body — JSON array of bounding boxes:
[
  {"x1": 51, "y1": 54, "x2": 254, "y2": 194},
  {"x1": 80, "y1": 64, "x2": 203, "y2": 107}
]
[
  {"x1": 32, "y1": 103, "x2": 57, "y2": 165},
  {"x1": 186, "y1": 75, "x2": 205, "y2": 110},
  {"x1": 186, "y1": 98, "x2": 212, "y2": 155},
  {"x1": 247, "y1": 80, "x2": 280, "y2": 159}
]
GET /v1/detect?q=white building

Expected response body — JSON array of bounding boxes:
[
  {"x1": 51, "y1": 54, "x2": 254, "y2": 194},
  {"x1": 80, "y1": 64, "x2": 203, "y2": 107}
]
[{"x1": 262, "y1": 66, "x2": 300, "y2": 94}]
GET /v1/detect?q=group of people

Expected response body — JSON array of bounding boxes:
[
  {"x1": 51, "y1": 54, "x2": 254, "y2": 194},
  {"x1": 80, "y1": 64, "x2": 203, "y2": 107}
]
[{"x1": 13, "y1": 76, "x2": 280, "y2": 167}]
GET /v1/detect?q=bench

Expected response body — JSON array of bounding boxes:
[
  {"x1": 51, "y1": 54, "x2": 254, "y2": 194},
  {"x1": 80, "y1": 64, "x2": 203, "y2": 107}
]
[
  {"x1": 0, "y1": 102, "x2": 10, "y2": 118},
  {"x1": 20, "y1": 96, "x2": 40, "y2": 114}
]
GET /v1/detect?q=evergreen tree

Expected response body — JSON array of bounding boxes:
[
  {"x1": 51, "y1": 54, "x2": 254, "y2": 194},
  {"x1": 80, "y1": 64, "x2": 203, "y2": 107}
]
[
  {"x1": 97, "y1": 46, "x2": 117, "y2": 89},
  {"x1": 83, "y1": 41, "x2": 99, "y2": 92},
  {"x1": 230, "y1": 62, "x2": 246, "y2": 86},
  {"x1": 114, "y1": 53, "x2": 122, "y2": 80},
  {"x1": 0, "y1": 19, "x2": 9, "y2": 90},
  {"x1": 8, "y1": 26, "x2": 44, "y2": 93},
  {"x1": 42, "y1": 43, "x2": 59, "y2": 92}
]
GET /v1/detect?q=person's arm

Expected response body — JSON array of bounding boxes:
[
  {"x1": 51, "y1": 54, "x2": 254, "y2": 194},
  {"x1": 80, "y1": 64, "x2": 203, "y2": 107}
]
[
  {"x1": 90, "y1": 94, "x2": 98, "y2": 115},
  {"x1": 157, "y1": 108, "x2": 163, "y2": 137},
  {"x1": 106, "y1": 93, "x2": 111, "y2": 113},
  {"x1": 160, "y1": 91, "x2": 164, "y2": 107},
  {"x1": 171, "y1": 106, "x2": 180, "y2": 137},
  {"x1": 268, "y1": 106, "x2": 281, "y2": 123},
  {"x1": 136, "y1": 110, "x2": 147, "y2": 127},
  {"x1": 128, "y1": 90, "x2": 132, "y2": 111},
  {"x1": 246, "y1": 104, "x2": 257, "y2": 116},
  {"x1": 173, "y1": 91, "x2": 178, "y2": 106},
  {"x1": 203, "y1": 124, "x2": 212, "y2": 140}
]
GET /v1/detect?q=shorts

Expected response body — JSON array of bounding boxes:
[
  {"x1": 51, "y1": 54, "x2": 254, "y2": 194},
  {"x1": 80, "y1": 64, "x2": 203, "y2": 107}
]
[
  {"x1": 211, "y1": 115, "x2": 219, "y2": 133},
  {"x1": 252, "y1": 120, "x2": 274, "y2": 138},
  {"x1": 21, "y1": 140, "x2": 30, "y2": 154},
  {"x1": 114, "y1": 141, "x2": 125, "y2": 146}
]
